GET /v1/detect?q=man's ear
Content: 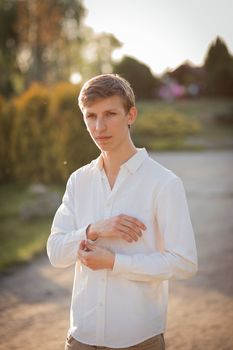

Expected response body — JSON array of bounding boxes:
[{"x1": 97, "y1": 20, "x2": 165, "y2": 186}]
[{"x1": 127, "y1": 106, "x2": 137, "y2": 126}]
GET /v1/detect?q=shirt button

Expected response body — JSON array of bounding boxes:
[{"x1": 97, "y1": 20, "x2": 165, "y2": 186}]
[
  {"x1": 99, "y1": 302, "x2": 103, "y2": 307},
  {"x1": 102, "y1": 278, "x2": 105, "y2": 282}
]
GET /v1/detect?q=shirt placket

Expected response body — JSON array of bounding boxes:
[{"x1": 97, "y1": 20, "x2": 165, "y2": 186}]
[
  {"x1": 95, "y1": 172, "x2": 110, "y2": 345},
  {"x1": 95, "y1": 269, "x2": 107, "y2": 345},
  {"x1": 95, "y1": 167, "x2": 129, "y2": 345}
]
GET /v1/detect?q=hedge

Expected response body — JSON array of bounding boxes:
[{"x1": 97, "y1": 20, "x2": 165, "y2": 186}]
[
  {"x1": 0, "y1": 83, "x2": 202, "y2": 184},
  {"x1": 0, "y1": 82, "x2": 97, "y2": 184}
]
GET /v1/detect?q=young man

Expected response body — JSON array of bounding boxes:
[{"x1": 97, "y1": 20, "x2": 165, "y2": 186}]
[{"x1": 47, "y1": 74, "x2": 197, "y2": 350}]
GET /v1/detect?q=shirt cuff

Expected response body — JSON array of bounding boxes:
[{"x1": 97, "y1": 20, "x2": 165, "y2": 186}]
[
  {"x1": 75, "y1": 226, "x2": 88, "y2": 242},
  {"x1": 112, "y1": 254, "x2": 132, "y2": 274},
  {"x1": 51, "y1": 225, "x2": 88, "y2": 243}
]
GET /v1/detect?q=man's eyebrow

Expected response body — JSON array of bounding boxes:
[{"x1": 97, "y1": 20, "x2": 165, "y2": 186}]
[
  {"x1": 85, "y1": 111, "x2": 96, "y2": 117},
  {"x1": 85, "y1": 108, "x2": 119, "y2": 116},
  {"x1": 104, "y1": 108, "x2": 118, "y2": 113}
]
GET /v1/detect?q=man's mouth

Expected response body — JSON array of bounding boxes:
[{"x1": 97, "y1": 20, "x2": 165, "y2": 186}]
[{"x1": 95, "y1": 136, "x2": 112, "y2": 141}]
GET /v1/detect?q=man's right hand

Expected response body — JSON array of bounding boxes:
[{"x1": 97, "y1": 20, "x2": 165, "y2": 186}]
[{"x1": 86, "y1": 214, "x2": 146, "y2": 243}]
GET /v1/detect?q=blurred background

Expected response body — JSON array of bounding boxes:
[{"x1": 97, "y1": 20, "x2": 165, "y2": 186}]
[{"x1": 0, "y1": 1, "x2": 232, "y2": 349}]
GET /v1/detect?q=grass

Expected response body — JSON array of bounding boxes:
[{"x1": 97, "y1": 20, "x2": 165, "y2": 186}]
[
  {"x1": 137, "y1": 97, "x2": 233, "y2": 120},
  {"x1": 0, "y1": 183, "x2": 64, "y2": 271},
  {"x1": 134, "y1": 98, "x2": 233, "y2": 150}
]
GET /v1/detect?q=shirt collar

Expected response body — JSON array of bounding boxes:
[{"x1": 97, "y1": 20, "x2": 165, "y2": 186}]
[{"x1": 93, "y1": 148, "x2": 148, "y2": 174}]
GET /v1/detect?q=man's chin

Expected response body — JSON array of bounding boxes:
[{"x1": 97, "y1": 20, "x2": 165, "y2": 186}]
[
  {"x1": 94, "y1": 142, "x2": 113, "y2": 152},
  {"x1": 97, "y1": 145, "x2": 112, "y2": 152}
]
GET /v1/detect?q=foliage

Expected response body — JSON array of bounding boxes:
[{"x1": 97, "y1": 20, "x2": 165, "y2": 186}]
[
  {"x1": 80, "y1": 28, "x2": 122, "y2": 78},
  {"x1": 49, "y1": 82, "x2": 98, "y2": 181},
  {"x1": 204, "y1": 37, "x2": 233, "y2": 97},
  {"x1": 214, "y1": 107, "x2": 233, "y2": 126},
  {"x1": 132, "y1": 107, "x2": 202, "y2": 150},
  {"x1": 136, "y1": 110, "x2": 201, "y2": 137},
  {"x1": 0, "y1": 0, "x2": 18, "y2": 96},
  {"x1": 1, "y1": 83, "x2": 233, "y2": 184},
  {"x1": 0, "y1": 95, "x2": 16, "y2": 182},
  {"x1": 0, "y1": 0, "x2": 122, "y2": 96},
  {"x1": 11, "y1": 84, "x2": 52, "y2": 182},
  {"x1": 16, "y1": 0, "x2": 86, "y2": 86},
  {"x1": 0, "y1": 0, "x2": 86, "y2": 95},
  {"x1": 113, "y1": 56, "x2": 160, "y2": 99},
  {"x1": 0, "y1": 82, "x2": 98, "y2": 184}
]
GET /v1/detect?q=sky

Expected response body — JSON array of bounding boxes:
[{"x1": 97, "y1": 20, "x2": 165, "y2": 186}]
[{"x1": 83, "y1": 0, "x2": 233, "y2": 76}]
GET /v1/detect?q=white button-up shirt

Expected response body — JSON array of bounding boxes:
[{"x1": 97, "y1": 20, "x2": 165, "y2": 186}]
[{"x1": 47, "y1": 148, "x2": 197, "y2": 348}]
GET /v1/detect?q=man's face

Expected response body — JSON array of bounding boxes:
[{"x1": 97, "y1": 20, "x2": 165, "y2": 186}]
[{"x1": 83, "y1": 95, "x2": 136, "y2": 152}]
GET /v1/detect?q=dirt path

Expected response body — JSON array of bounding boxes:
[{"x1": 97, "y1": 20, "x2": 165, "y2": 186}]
[{"x1": 0, "y1": 150, "x2": 233, "y2": 350}]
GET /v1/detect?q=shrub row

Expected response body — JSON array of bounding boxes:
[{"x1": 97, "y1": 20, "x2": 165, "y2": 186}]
[
  {"x1": 132, "y1": 107, "x2": 202, "y2": 150},
  {"x1": 0, "y1": 83, "x2": 98, "y2": 184},
  {"x1": 0, "y1": 83, "x2": 202, "y2": 184}
]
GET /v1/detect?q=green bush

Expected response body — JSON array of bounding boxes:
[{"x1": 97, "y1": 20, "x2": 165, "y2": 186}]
[
  {"x1": 0, "y1": 82, "x2": 98, "y2": 184},
  {"x1": 11, "y1": 84, "x2": 52, "y2": 182},
  {"x1": 132, "y1": 109, "x2": 202, "y2": 150},
  {"x1": 0, "y1": 96, "x2": 15, "y2": 182},
  {"x1": 0, "y1": 83, "x2": 206, "y2": 184},
  {"x1": 49, "y1": 82, "x2": 97, "y2": 181},
  {"x1": 214, "y1": 107, "x2": 233, "y2": 126}
]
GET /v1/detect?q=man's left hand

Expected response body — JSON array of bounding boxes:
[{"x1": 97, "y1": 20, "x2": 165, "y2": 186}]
[{"x1": 78, "y1": 240, "x2": 115, "y2": 270}]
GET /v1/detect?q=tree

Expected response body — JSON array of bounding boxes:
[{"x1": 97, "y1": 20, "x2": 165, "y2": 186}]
[
  {"x1": 80, "y1": 27, "x2": 122, "y2": 79},
  {"x1": 0, "y1": 0, "x2": 86, "y2": 95},
  {"x1": 0, "y1": 0, "x2": 123, "y2": 95},
  {"x1": 113, "y1": 56, "x2": 160, "y2": 100},
  {"x1": 204, "y1": 37, "x2": 233, "y2": 96},
  {"x1": 0, "y1": 0, "x2": 19, "y2": 96},
  {"x1": 16, "y1": 0, "x2": 86, "y2": 87}
]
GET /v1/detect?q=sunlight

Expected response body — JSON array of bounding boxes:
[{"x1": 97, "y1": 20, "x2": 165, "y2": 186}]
[{"x1": 70, "y1": 72, "x2": 82, "y2": 84}]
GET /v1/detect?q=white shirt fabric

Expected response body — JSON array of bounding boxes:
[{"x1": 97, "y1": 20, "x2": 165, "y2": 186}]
[{"x1": 47, "y1": 148, "x2": 197, "y2": 348}]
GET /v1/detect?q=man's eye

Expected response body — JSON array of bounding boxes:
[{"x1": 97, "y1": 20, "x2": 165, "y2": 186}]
[
  {"x1": 106, "y1": 112, "x2": 116, "y2": 116},
  {"x1": 87, "y1": 114, "x2": 96, "y2": 119}
]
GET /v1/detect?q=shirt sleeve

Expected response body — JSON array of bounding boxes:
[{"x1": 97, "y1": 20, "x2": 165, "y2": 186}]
[
  {"x1": 112, "y1": 177, "x2": 198, "y2": 282},
  {"x1": 47, "y1": 174, "x2": 88, "y2": 268}
]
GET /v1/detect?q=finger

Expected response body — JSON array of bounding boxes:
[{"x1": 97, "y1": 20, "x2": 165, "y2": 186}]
[
  {"x1": 85, "y1": 240, "x2": 96, "y2": 251},
  {"x1": 78, "y1": 250, "x2": 90, "y2": 265},
  {"x1": 118, "y1": 220, "x2": 142, "y2": 238},
  {"x1": 117, "y1": 229, "x2": 135, "y2": 243},
  {"x1": 119, "y1": 214, "x2": 147, "y2": 230},
  {"x1": 79, "y1": 240, "x2": 86, "y2": 250},
  {"x1": 78, "y1": 249, "x2": 85, "y2": 259},
  {"x1": 114, "y1": 220, "x2": 140, "y2": 241}
]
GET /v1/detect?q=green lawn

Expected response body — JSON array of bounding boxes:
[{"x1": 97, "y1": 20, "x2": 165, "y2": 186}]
[
  {"x1": 0, "y1": 183, "x2": 64, "y2": 271},
  {"x1": 137, "y1": 97, "x2": 233, "y2": 120},
  {"x1": 135, "y1": 98, "x2": 233, "y2": 150}
]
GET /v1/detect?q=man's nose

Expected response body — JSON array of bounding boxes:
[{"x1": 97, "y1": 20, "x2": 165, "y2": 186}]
[{"x1": 95, "y1": 117, "x2": 106, "y2": 131}]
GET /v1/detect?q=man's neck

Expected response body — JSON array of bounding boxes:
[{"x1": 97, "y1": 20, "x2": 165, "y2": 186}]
[{"x1": 101, "y1": 141, "x2": 137, "y2": 178}]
